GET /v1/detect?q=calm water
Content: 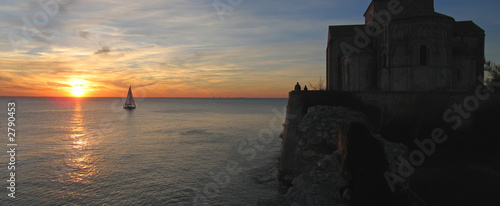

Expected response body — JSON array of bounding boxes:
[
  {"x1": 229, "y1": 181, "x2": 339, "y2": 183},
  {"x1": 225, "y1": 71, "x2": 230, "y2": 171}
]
[{"x1": 0, "y1": 97, "x2": 287, "y2": 205}]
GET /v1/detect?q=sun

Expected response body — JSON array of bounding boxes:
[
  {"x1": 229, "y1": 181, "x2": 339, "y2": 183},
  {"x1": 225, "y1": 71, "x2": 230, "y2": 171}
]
[
  {"x1": 69, "y1": 79, "x2": 87, "y2": 97},
  {"x1": 72, "y1": 86, "x2": 85, "y2": 97}
]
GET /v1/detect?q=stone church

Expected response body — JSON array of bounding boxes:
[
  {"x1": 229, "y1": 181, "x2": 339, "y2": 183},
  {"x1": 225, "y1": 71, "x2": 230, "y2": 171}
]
[{"x1": 326, "y1": 0, "x2": 485, "y2": 91}]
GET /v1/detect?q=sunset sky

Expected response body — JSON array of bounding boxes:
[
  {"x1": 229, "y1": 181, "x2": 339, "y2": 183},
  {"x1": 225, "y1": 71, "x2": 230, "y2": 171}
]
[{"x1": 1, "y1": 0, "x2": 499, "y2": 98}]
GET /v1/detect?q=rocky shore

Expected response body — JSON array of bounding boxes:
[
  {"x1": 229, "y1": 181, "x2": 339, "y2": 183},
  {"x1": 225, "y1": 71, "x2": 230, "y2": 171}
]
[{"x1": 258, "y1": 106, "x2": 408, "y2": 205}]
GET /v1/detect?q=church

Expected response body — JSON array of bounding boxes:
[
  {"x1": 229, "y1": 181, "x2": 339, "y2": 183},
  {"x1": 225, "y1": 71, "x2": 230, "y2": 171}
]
[{"x1": 326, "y1": 0, "x2": 485, "y2": 91}]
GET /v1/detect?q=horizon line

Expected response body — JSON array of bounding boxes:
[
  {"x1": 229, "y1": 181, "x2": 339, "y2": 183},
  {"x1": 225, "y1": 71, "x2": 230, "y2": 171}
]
[{"x1": 0, "y1": 96, "x2": 288, "y2": 99}]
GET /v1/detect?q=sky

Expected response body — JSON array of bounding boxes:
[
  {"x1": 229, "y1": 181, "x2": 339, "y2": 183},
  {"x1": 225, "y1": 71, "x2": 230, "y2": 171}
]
[{"x1": 0, "y1": 0, "x2": 499, "y2": 98}]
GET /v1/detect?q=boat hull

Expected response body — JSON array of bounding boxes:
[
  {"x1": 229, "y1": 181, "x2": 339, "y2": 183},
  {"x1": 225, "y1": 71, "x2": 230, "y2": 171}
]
[{"x1": 123, "y1": 105, "x2": 136, "y2": 109}]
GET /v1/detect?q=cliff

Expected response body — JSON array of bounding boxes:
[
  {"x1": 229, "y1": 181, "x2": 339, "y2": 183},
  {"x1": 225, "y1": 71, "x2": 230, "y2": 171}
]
[
  {"x1": 258, "y1": 105, "x2": 408, "y2": 205},
  {"x1": 277, "y1": 90, "x2": 500, "y2": 183},
  {"x1": 261, "y1": 88, "x2": 500, "y2": 205}
]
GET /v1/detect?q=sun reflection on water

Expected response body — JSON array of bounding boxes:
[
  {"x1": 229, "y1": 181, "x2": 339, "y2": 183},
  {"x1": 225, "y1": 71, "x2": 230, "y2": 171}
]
[{"x1": 59, "y1": 100, "x2": 99, "y2": 184}]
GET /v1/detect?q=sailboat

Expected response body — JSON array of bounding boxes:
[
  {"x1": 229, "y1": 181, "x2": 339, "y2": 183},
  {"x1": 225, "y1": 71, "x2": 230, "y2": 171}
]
[{"x1": 123, "y1": 85, "x2": 136, "y2": 109}]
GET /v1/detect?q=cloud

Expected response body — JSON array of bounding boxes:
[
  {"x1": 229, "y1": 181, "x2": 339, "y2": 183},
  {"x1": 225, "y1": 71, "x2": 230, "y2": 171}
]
[
  {"x1": 47, "y1": 82, "x2": 71, "y2": 87},
  {"x1": 94, "y1": 46, "x2": 111, "y2": 55},
  {"x1": 0, "y1": 76, "x2": 13, "y2": 82},
  {"x1": 134, "y1": 82, "x2": 158, "y2": 88},
  {"x1": 78, "y1": 30, "x2": 90, "y2": 39}
]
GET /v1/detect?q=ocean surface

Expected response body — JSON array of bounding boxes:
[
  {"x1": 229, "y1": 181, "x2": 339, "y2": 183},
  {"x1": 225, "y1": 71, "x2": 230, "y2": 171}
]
[{"x1": 0, "y1": 97, "x2": 288, "y2": 205}]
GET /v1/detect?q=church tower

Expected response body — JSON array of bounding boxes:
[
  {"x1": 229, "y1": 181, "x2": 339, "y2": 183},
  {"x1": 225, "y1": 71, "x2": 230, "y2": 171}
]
[
  {"x1": 405, "y1": 0, "x2": 434, "y2": 12},
  {"x1": 416, "y1": 0, "x2": 434, "y2": 11}
]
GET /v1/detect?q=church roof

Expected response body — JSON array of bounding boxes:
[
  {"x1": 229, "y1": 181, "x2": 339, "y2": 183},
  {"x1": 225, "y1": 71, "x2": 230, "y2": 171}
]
[{"x1": 453, "y1": 21, "x2": 485, "y2": 34}]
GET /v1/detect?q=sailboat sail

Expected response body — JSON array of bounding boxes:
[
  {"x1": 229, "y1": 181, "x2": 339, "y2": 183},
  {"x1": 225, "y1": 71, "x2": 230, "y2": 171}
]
[{"x1": 124, "y1": 86, "x2": 136, "y2": 109}]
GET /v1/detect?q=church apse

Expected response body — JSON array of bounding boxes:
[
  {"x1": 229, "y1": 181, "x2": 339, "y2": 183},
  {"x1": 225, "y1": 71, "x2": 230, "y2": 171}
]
[{"x1": 326, "y1": 0, "x2": 484, "y2": 92}]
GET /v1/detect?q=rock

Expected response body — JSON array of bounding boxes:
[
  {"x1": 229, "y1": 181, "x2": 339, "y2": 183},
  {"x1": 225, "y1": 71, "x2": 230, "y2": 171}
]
[
  {"x1": 294, "y1": 106, "x2": 370, "y2": 175},
  {"x1": 259, "y1": 154, "x2": 348, "y2": 206},
  {"x1": 262, "y1": 106, "x2": 408, "y2": 206},
  {"x1": 301, "y1": 150, "x2": 317, "y2": 158}
]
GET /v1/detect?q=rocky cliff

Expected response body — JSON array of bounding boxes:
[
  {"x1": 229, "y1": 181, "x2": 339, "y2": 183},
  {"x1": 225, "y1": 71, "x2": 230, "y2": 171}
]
[{"x1": 259, "y1": 106, "x2": 408, "y2": 205}]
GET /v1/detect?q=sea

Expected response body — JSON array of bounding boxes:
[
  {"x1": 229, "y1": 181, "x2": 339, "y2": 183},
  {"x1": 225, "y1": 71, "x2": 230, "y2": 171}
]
[{"x1": 0, "y1": 97, "x2": 288, "y2": 205}]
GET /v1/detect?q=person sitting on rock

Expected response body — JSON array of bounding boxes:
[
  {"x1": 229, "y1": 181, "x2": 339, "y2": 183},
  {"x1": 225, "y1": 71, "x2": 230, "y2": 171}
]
[
  {"x1": 337, "y1": 121, "x2": 404, "y2": 206},
  {"x1": 294, "y1": 82, "x2": 301, "y2": 91},
  {"x1": 304, "y1": 85, "x2": 308, "y2": 91}
]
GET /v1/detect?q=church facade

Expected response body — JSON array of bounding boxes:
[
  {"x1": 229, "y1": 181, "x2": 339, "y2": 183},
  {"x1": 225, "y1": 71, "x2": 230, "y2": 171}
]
[{"x1": 326, "y1": 0, "x2": 485, "y2": 91}]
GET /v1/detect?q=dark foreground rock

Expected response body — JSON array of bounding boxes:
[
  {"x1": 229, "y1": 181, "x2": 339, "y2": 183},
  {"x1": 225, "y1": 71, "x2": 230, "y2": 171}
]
[{"x1": 259, "y1": 106, "x2": 408, "y2": 206}]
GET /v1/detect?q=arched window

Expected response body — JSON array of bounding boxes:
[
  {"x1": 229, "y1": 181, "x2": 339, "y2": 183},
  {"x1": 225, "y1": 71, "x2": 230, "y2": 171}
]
[{"x1": 419, "y1": 45, "x2": 427, "y2": 65}]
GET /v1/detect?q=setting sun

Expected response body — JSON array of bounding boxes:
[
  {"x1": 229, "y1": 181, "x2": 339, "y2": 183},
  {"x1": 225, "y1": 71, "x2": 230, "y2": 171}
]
[
  {"x1": 69, "y1": 79, "x2": 87, "y2": 97},
  {"x1": 72, "y1": 87, "x2": 85, "y2": 97}
]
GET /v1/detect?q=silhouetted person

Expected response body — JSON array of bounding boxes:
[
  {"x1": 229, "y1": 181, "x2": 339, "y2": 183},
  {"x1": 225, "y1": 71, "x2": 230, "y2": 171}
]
[
  {"x1": 304, "y1": 85, "x2": 308, "y2": 91},
  {"x1": 338, "y1": 121, "x2": 407, "y2": 206},
  {"x1": 294, "y1": 82, "x2": 301, "y2": 91}
]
